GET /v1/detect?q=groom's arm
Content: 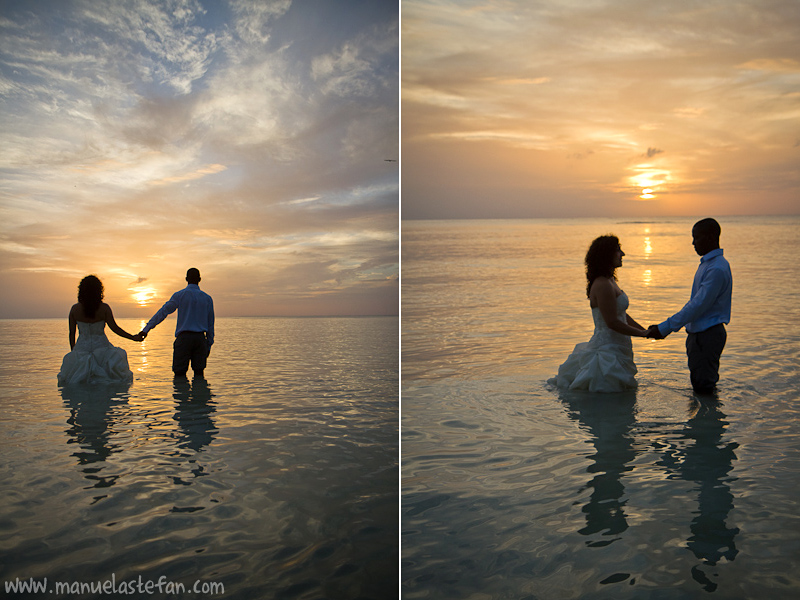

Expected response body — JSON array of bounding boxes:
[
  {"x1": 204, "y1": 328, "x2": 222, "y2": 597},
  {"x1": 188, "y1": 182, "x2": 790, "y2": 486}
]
[
  {"x1": 141, "y1": 292, "x2": 180, "y2": 335},
  {"x1": 658, "y1": 268, "x2": 727, "y2": 336}
]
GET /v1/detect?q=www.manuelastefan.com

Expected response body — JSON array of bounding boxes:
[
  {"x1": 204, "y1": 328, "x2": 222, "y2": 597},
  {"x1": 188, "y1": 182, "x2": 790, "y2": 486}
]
[{"x1": 4, "y1": 575, "x2": 224, "y2": 595}]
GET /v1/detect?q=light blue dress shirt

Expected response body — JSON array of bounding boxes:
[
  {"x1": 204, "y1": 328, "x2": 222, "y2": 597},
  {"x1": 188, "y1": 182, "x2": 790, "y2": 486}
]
[
  {"x1": 658, "y1": 249, "x2": 732, "y2": 337},
  {"x1": 142, "y1": 284, "x2": 215, "y2": 346}
]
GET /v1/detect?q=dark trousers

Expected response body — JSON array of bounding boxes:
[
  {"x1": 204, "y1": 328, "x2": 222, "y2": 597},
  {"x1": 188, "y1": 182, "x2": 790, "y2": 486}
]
[
  {"x1": 686, "y1": 323, "x2": 726, "y2": 394},
  {"x1": 173, "y1": 331, "x2": 209, "y2": 376}
]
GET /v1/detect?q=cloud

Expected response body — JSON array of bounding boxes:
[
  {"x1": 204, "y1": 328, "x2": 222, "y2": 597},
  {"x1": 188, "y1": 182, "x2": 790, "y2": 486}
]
[
  {"x1": 645, "y1": 147, "x2": 664, "y2": 158},
  {"x1": 737, "y1": 58, "x2": 800, "y2": 73},
  {"x1": 229, "y1": 0, "x2": 292, "y2": 44},
  {"x1": 150, "y1": 163, "x2": 227, "y2": 186},
  {"x1": 77, "y1": 0, "x2": 220, "y2": 94}
]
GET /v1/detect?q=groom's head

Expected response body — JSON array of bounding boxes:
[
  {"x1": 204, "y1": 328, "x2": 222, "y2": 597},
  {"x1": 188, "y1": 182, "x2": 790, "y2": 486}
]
[
  {"x1": 186, "y1": 268, "x2": 201, "y2": 284},
  {"x1": 692, "y1": 218, "x2": 721, "y2": 256}
]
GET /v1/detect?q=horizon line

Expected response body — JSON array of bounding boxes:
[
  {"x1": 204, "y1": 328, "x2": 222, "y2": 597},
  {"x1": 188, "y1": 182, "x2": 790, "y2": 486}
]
[{"x1": 401, "y1": 212, "x2": 800, "y2": 221}]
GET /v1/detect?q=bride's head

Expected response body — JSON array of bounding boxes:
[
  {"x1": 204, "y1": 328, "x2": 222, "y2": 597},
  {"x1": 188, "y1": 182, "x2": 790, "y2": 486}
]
[
  {"x1": 585, "y1": 235, "x2": 622, "y2": 298},
  {"x1": 78, "y1": 275, "x2": 104, "y2": 318}
]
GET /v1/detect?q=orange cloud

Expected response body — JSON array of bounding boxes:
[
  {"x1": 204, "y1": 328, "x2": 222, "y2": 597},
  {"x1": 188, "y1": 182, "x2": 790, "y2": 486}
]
[{"x1": 150, "y1": 164, "x2": 227, "y2": 186}]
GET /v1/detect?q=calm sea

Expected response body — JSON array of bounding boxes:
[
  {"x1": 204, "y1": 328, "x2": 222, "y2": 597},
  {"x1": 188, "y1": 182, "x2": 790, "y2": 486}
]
[
  {"x1": 0, "y1": 317, "x2": 398, "y2": 599},
  {"x1": 402, "y1": 216, "x2": 800, "y2": 599}
]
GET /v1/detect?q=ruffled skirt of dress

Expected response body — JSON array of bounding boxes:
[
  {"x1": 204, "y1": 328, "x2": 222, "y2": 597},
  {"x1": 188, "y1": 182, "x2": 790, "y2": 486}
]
[
  {"x1": 57, "y1": 346, "x2": 134, "y2": 385},
  {"x1": 548, "y1": 341, "x2": 637, "y2": 393}
]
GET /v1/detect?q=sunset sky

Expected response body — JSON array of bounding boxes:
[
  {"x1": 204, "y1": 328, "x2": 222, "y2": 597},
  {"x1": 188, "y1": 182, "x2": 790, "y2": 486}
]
[
  {"x1": 402, "y1": 0, "x2": 799, "y2": 219},
  {"x1": 1, "y1": 0, "x2": 398, "y2": 318}
]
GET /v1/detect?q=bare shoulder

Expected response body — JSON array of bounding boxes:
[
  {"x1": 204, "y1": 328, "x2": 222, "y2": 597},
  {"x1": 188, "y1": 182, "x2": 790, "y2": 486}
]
[
  {"x1": 590, "y1": 276, "x2": 613, "y2": 295},
  {"x1": 589, "y1": 276, "x2": 616, "y2": 307}
]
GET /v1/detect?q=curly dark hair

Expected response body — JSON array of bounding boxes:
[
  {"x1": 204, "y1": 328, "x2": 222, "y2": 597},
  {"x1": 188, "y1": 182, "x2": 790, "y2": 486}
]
[
  {"x1": 77, "y1": 275, "x2": 104, "y2": 319},
  {"x1": 585, "y1": 235, "x2": 621, "y2": 298}
]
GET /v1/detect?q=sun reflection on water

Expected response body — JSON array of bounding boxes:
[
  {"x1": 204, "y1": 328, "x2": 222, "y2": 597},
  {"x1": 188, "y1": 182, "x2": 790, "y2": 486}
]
[{"x1": 136, "y1": 319, "x2": 149, "y2": 372}]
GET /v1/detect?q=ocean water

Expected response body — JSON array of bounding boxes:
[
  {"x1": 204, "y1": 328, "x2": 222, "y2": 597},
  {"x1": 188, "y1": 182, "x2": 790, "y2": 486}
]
[
  {"x1": 0, "y1": 316, "x2": 398, "y2": 599},
  {"x1": 401, "y1": 216, "x2": 800, "y2": 599}
]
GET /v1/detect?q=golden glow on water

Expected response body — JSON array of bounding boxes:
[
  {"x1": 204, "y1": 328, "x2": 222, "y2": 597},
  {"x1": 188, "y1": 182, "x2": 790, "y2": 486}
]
[
  {"x1": 644, "y1": 237, "x2": 653, "y2": 255},
  {"x1": 642, "y1": 269, "x2": 653, "y2": 286},
  {"x1": 136, "y1": 320, "x2": 150, "y2": 372}
]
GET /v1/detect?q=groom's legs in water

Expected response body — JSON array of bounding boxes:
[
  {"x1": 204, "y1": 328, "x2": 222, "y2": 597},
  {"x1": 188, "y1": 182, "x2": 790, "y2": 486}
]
[
  {"x1": 686, "y1": 323, "x2": 727, "y2": 394},
  {"x1": 189, "y1": 334, "x2": 209, "y2": 378},
  {"x1": 173, "y1": 332, "x2": 208, "y2": 378}
]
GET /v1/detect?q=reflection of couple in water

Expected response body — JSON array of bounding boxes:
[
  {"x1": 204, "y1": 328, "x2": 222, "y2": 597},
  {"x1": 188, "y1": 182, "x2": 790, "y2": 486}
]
[
  {"x1": 61, "y1": 374, "x2": 217, "y2": 494},
  {"x1": 57, "y1": 268, "x2": 215, "y2": 385},
  {"x1": 549, "y1": 218, "x2": 732, "y2": 395},
  {"x1": 563, "y1": 390, "x2": 739, "y2": 592}
]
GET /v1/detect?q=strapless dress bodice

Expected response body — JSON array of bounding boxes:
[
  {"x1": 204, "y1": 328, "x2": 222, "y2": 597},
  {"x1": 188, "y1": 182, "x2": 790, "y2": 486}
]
[{"x1": 589, "y1": 293, "x2": 632, "y2": 349}]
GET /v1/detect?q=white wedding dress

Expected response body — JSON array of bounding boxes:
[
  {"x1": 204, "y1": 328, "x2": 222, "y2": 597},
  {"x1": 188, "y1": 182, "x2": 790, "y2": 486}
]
[
  {"x1": 57, "y1": 321, "x2": 133, "y2": 385},
  {"x1": 549, "y1": 292, "x2": 638, "y2": 392}
]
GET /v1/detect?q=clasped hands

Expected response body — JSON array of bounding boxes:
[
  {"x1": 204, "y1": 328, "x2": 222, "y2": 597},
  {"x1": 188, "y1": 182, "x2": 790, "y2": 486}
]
[
  {"x1": 132, "y1": 330, "x2": 148, "y2": 342},
  {"x1": 645, "y1": 325, "x2": 665, "y2": 340}
]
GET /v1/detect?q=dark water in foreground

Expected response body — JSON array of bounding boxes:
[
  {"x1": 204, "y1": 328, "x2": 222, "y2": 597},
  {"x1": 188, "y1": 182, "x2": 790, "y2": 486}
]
[{"x1": 1, "y1": 317, "x2": 398, "y2": 599}]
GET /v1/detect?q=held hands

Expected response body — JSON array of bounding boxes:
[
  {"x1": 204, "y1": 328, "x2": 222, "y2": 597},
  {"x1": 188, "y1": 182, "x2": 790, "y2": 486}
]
[
  {"x1": 646, "y1": 325, "x2": 665, "y2": 340},
  {"x1": 133, "y1": 330, "x2": 148, "y2": 342}
]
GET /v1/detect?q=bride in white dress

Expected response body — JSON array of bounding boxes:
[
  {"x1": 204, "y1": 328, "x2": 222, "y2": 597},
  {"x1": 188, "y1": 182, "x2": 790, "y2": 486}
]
[
  {"x1": 549, "y1": 235, "x2": 648, "y2": 392},
  {"x1": 57, "y1": 275, "x2": 142, "y2": 385}
]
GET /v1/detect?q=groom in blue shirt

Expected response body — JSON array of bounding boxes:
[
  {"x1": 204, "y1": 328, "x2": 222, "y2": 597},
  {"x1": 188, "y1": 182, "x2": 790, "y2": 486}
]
[
  {"x1": 648, "y1": 218, "x2": 732, "y2": 394},
  {"x1": 140, "y1": 268, "x2": 215, "y2": 378}
]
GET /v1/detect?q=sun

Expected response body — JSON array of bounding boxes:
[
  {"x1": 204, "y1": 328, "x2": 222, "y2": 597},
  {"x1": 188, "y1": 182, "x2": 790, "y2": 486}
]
[
  {"x1": 630, "y1": 164, "x2": 671, "y2": 200},
  {"x1": 131, "y1": 287, "x2": 158, "y2": 307}
]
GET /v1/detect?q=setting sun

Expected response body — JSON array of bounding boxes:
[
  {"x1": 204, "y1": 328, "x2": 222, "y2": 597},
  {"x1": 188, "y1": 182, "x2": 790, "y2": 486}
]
[
  {"x1": 131, "y1": 287, "x2": 158, "y2": 308},
  {"x1": 630, "y1": 165, "x2": 671, "y2": 201}
]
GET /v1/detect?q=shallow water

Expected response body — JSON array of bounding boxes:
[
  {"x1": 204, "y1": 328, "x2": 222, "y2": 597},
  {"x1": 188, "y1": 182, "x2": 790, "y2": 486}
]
[
  {"x1": 401, "y1": 216, "x2": 800, "y2": 598},
  {"x1": 1, "y1": 317, "x2": 398, "y2": 599}
]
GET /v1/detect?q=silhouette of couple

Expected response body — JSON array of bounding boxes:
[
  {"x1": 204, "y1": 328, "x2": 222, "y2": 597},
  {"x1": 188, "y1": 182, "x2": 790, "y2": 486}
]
[
  {"x1": 57, "y1": 268, "x2": 215, "y2": 385},
  {"x1": 549, "y1": 218, "x2": 732, "y2": 395}
]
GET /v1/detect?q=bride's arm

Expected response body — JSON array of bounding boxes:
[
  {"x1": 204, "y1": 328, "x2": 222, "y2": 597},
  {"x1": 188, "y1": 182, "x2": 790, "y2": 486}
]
[
  {"x1": 68, "y1": 305, "x2": 77, "y2": 350},
  {"x1": 593, "y1": 279, "x2": 648, "y2": 337},
  {"x1": 103, "y1": 304, "x2": 137, "y2": 341},
  {"x1": 626, "y1": 314, "x2": 645, "y2": 330}
]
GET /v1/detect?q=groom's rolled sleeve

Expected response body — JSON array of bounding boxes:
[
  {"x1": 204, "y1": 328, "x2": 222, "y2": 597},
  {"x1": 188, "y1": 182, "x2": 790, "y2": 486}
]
[{"x1": 658, "y1": 269, "x2": 727, "y2": 336}]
